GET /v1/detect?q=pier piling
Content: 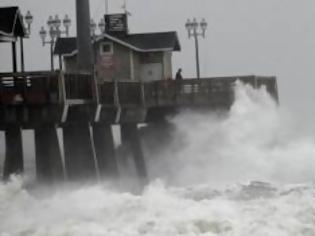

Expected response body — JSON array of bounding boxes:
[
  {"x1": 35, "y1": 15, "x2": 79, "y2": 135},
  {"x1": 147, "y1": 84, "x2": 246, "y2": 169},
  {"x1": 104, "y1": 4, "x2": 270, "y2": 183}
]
[
  {"x1": 93, "y1": 124, "x2": 119, "y2": 178},
  {"x1": 63, "y1": 123, "x2": 97, "y2": 180},
  {"x1": 34, "y1": 125, "x2": 64, "y2": 183},
  {"x1": 121, "y1": 123, "x2": 148, "y2": 180},
  {"x1": 3, "y1": 126, "x2": 23, "y2": 180}
]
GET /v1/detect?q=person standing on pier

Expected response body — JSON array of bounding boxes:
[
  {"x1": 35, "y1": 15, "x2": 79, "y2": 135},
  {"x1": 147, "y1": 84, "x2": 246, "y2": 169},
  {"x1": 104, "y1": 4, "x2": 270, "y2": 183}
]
[{"x1": 175, "y1": 68, "x2": 183, "y2": 80}]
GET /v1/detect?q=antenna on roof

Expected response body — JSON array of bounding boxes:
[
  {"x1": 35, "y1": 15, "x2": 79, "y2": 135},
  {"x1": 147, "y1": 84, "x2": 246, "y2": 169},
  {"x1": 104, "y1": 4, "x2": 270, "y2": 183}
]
[
  {"x1": 121, "y1": 0, "x2": 132, "y2": 16},
  {"x1": 105, "y1": 0, "x2": 109, "y2": 14}
]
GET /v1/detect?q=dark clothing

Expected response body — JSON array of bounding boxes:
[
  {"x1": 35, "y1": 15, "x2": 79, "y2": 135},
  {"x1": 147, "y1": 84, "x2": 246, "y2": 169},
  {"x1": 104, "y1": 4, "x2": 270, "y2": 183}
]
[{"x1": 175, "y1": 70, "x2": 183, "y2": 80}]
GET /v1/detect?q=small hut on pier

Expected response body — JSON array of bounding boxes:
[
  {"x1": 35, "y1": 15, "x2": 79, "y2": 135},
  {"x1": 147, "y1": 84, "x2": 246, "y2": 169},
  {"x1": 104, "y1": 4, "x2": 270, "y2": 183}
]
[{"x1": 54, "y1": 13, "x2": 181, "y2": 82}]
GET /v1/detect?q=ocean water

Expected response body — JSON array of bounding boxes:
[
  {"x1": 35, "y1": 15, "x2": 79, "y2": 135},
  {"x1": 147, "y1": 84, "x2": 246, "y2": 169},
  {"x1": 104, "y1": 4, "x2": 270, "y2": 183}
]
[{"x1": 1, "y1": 82, "x2": 315, "y2": 236}]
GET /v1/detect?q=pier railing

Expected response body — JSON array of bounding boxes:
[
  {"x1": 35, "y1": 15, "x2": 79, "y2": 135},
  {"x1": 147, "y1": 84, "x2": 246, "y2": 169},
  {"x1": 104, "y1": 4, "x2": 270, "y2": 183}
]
[
  {"x1": 63, "y1": 72, "x2": 94, "y2": 100},
  {"x1": 0, "y1": 71, "x2": 278, "y2": 108},
  {"x1": 98, "y1": 75, "x2": 277, "y2": 108},
  {"x1": 0, "y1": 71, "x2": 60, "y2": 105},
  {"x1": 0, "y1": 71, "x2": 97, "y2": 105}
]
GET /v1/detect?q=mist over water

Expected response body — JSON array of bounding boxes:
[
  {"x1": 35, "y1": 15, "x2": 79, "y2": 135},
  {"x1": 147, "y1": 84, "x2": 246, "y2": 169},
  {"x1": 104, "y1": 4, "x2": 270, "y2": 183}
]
[
  {"x1": 1, "y1": 83, "x2": 315, "y2": 235},
  {"x1": 147, "y1": 82, "x2": 315, "y2": 186}
]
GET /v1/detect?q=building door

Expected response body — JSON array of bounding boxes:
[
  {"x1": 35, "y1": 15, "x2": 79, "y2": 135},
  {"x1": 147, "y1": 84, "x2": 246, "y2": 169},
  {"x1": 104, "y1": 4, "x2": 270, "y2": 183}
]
[{"x1": 140, "y1": 63, "x2": 163, "y2": 81}]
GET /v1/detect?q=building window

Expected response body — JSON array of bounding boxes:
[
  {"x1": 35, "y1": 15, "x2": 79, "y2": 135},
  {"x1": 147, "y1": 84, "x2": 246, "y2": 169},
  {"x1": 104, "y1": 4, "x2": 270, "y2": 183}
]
[{"x1": 100, "y1": 42, "x2": 113, "y2": 55}]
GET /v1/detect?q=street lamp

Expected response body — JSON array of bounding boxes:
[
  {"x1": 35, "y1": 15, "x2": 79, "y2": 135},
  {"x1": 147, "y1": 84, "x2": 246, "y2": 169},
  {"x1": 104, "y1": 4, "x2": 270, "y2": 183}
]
[
  {"x1": 39, "y1": 14, "x2": 106, "y2": 71},
  {"x1": 92, "y1": 17, "x2": 109, "y2": 35},
  {"x1": 98, "y1": 18, "x2": 106, "y2": 34},
  {"x1": 92, "y1": 17, "x2": 108, "y2": 36},
  {"x1": 18, "y1": 10, "x2": 33, "y2": 72},
  {"x1": 63, "y1": 14, "x2": 71, "y2": 36},
  {"x1": 185, "y1": 18, "x2": 207, "y2": 79},
  {"x1": 24, "y1": 10, "x2": 33, "y2": 35},
  {"x1": 90, "y1": 19, "x2": 97, "y2": 37},
  {"x1": 39, "y1": 14, "x2": 72, "y2": 71}
]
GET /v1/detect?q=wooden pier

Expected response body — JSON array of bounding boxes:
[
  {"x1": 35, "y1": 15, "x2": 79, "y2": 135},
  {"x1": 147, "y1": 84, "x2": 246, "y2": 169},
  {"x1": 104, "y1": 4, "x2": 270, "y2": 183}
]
[
  {"x1": 0, "y1": 71, "x2": 278, "y2": 182},
  {"x1": 0, "y1": 3, "x2": 279, "y2": 183}
]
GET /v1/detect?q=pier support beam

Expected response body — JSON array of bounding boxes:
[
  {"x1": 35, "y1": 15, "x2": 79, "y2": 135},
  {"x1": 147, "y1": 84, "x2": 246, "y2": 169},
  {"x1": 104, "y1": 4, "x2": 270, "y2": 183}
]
[
  {"x1": 34, "y1": 125, "x2": 64, "y2": 183},
  {"x1": 3, "y1": 126, "x2": 23, "y2": 180},
  {"x1": 121, "y1": 123, "x2": 148, "y2": 180},
  {"x1": 63, "y1": 123, "x2": 97, "y2": 180},
  {"x1": 93, "y1": 124, "x2": 118, "y2": 178}
]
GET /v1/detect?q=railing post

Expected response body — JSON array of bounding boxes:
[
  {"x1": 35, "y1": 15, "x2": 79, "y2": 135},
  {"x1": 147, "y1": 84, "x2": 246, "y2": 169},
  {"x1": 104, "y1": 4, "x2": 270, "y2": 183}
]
[
  {"x1": 114, "y1": 80, "x2": 121, "y2": 123},
  {"x1": 92, "y1": 69, "x2": 100, "y2": 103},
  {"x1": 140, "y1": 81, "x2": 146, "y2": 108}
]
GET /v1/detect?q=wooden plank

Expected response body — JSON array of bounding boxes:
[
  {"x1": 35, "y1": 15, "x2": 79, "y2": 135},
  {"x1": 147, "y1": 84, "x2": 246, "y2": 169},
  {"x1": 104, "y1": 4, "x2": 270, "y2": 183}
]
[{"x1": 0, "y1": 71, "x2": 57, "y2": 78}]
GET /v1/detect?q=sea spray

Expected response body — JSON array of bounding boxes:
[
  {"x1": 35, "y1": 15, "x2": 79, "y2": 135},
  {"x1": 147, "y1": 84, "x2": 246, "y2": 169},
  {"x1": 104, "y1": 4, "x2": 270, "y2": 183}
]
[
  {"x1": 1, "y1": 82, "x2": 315, "y2": 235},
  {"x1": 1, "y1": 178, "x2": 315, "y2": 235},
  {"x1": 146, "y1": 82, "x2": 315, "y2": 186}
]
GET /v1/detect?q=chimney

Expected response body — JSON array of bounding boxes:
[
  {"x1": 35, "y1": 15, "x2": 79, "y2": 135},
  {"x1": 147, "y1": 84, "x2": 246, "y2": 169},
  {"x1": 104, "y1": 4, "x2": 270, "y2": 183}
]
[{"x1": 76, "y1": 0, "x2": 93, "y2": 72}]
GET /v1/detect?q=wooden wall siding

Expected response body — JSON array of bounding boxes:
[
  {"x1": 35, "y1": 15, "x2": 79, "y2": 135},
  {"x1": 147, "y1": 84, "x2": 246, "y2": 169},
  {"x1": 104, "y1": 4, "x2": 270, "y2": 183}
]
[
  {"x1": 64, "y1": 40, "x2": 174, "y2": 82},
  {"x1": 95, "y1": 39, "x2": 131, "y2": 82}
]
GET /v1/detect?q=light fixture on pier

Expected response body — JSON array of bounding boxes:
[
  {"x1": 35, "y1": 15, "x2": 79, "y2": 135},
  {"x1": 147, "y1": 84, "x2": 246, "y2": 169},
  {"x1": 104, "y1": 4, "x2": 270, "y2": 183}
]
[
  {"x1": 98, "y1": 18, "x2": 106, "y2": 34},
  {"x1": 200, "y1": 18, "x2": 208, "y2": 37},
  {"x1": 185, "y1": 18, "x2": 207, "y2": 79},
  {"x1": 39, "y1": 26, "x2": 47, "y2": 45},
  {"x1": 39, "y1": 14, "x2": 72, "y2": 71},
  {"x1": 19, "y1": 10, "x2": 33, "y2": 72},
  {"x1": 63, "y1": 14, "x2": 71, "y2": 36},
  {"x1": 92, "y1": 18, "x2": 108, "y2": 36},
  {"x1": 45, "y1": 14, "x2": 71, "y2": 38},
  {"x1": 91, "y1": 17, "x2": 108, "y2": 35},
  {"x1": 24, "y1": 10, "x2": 33, "y2": 35},
  {"x1": 90, "y1": 19, "x2": 97, "y2": 37}
]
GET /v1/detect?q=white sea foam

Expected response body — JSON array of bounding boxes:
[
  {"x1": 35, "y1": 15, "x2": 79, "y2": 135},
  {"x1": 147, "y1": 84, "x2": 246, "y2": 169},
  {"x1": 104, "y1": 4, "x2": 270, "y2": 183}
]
[
  {"x1": 1, "y1": 82, "x2": 315, "y2": 235},
  {"x1": 147, "y1": 82, "x2": 315, "y2": 186},
  {"x1": 1, "y1": 178, "x2": 315, "y2": 235}
]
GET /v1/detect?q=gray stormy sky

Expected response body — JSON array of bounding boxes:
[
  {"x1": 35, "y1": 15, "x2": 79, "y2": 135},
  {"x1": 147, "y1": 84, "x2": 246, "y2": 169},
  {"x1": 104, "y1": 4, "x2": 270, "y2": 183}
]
[{"x1": 1, "y1": 0, "x2": 315, "y2": 120}]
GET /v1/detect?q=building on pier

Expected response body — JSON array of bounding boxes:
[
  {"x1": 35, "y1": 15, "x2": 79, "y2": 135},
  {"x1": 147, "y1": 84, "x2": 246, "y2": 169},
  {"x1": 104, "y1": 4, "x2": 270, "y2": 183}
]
[
  {"x1": 0, "y1": 7, "x2": 27, "y2": 73},
  {"x1": 54, "y1": 14, "x2": 181, "y2": 82}
]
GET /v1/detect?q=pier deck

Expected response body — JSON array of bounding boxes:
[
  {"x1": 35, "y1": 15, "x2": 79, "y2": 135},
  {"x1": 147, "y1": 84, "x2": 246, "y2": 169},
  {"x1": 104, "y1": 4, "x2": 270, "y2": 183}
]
[
  {"x1": 0, "y1": 71, "x2": 278, "y2": 182},
  {"x1": 0, "y1": 71, "x2": 278, "y2": 127}
]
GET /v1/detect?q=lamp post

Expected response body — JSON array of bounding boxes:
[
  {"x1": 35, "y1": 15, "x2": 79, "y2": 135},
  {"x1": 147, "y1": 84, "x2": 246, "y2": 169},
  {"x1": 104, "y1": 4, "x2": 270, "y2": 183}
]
[
  {"x1": 98, "y1": 18, "x2": 106, "y2": 34},
  {"x1": 91, "y1": 18, "x2": 107, "y2": 37},
  {"x1": 20, "y1": 10, "x2": 33, "y2": 72},
  {"x1": 24, "y1": 10, "x2": 33, "y2": 35},
  {"x1": 39, "y1": 14, "x2": 72, "y2": 71},
  {"x1": 39, "y1": 13, "x2": 107, "y2": 71},
  {"x1": 185, "y1": 18, "x2": 207, "y2": 79},
  {"x1": 90, "y1": 19, "x2": 97, "y2": 37}
]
